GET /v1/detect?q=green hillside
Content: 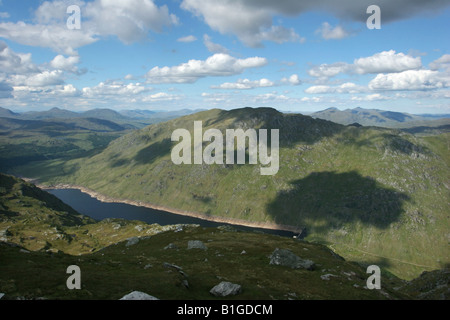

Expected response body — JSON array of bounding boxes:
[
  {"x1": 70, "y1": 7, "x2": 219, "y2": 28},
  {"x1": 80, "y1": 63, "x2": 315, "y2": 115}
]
[
  {"x1": 12, "y1": 107, "x2": 450, "y2": 280},
  {"x1": 1, "y1": 173, "x2": 448, "y2": 300}
]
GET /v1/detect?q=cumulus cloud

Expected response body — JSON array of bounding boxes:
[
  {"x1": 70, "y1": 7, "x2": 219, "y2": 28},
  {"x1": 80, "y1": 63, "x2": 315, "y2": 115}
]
[
  {"x1": 49, "y1": 55, "x2": 82, "y2": 74},
  {"x1": 10, "y1": 70, "x2": 65, "y2": 87},
  {"x1": 82, "y1": 81, "x2": 150, "y2": 97},
  {"x1": 142, "y1": 92, "x2": 180, "y2": 102},
  {"x1": 300, "y1": 96, "x2": 321, "y2": 103},
  {"x1": 203, "y1": 34, "x2": 229, "y2": 54},
  {"x1": 368, "y1": 70, "x2": 450, "y2": 91},
  {"x1": 214, "y1": 73, "x2": 300, "y2": 90},
  {"x1": 146, "y1": 53, "x2": 268, "y2": 84},
  {"x1": 316, "y1": 22, "x2": 351, "y2": 40},
  {"x1": 181, "y1": 0, "x2": 302, "y2": 47},
  {"x1": 308, "y1": 62, "x2": 350, "y2": 79},
  {"x1": 212, "y1": 78, "x2": 274, "y2": 89},
  {"x1": 281, "y1": 74, "x2": 301, "y2": 85},
  {"x1": 181, "y1": 0, "x2": 448, "y2": 46},
  {"x1": 0, "y1": 21, "x2": 97, "y2": 56},
  {"x1": 308, "y1": 50, "x2": 422, "y2": 79},
  {"x1": 255, "y1": 92, "x2": 290, "y2": 102},
  {"x1": 305, "y1": 82, "x2": 365, "y2": 94},
  {"x1": 0, "y1": 41, "x2": 87, "y2": 93},
  {"x1": 84, "y1": 0, "x2": 178, "y2": 44},
  {"x1": 353, "y1": 50, "x2": 422, "y2": 74},
  {"x1": 0, "y1": 41, "x2": 40, "y2": 74},
  {"x1": 429, "y1": 54, "x2": 450, "y2": 71},
  {"x1": 0, "y1": 0, "x2": 178, "y2": 54}
]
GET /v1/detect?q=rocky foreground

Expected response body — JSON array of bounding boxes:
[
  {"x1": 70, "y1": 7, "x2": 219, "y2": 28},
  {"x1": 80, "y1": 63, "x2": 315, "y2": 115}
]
[{"x1": 1, "y1": 224, "x2": 448, "y2": 300}]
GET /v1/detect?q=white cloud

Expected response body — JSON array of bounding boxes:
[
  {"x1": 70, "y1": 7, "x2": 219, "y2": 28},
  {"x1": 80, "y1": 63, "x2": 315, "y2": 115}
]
[
  {"x1": 82, "y1": 81, "x2": 150, "y2": 97},
  {"x1": 0, "y1": 41, "x2": 40, "y2": 74},
  {"x1": 212, "y1": 78, "x2": 274, "y2": 90},
  {"x1": 0, "y1": 42, "x2": 86, "y2": 93},
  {"x1": 0, "y1": 0, "x2": 178, "y2": 54},
  {"x1": 255, "y1": 93, "x2": 289, "y2": 101},
  {"x1": 48, "y1": 84, "x2": 80, "y2": 97},
  {"x1": 305, "y1": 82, "x2": 365, "y2": 94},
  {"x1": 11, "y1": 70, "x2": 65, "y2": 87},
  {"x1": 429, "y1": 54, "x2": 450, "y2": 71},
  {"x1": 0, "y1": 21, "x2": 97, "y2": 56},
  {"x1": 368, "y1": 69, "x2": 450, "y2": 91},
  {"x1": 49, "y1": 55, "x2": 80, "y2": 73},
  {"x1": 203, "y1": 34, "x2": 229, "y2": 54},
  {"x1": 124, "y1": 74, "x2": 136, "y2": 80},
  {"x1": 146, "y1": 53, "x2": 268, "y2": 84},
  {"x1": 177, "y1": 35, "x2": 197, "y2": 42},
  {"x1": 254, "y1": 25, "x2": 303, "y2": 46},
  {"x1": 181, "y1": 0, "x2": 302, "y2": 47},
  {"x1": 308, "y1": 51, "x2": 422, "y2": 79},
  {"x1": 300, "y1": 96, "x2": 321, "y2": 103},
  {"x1": 180, "y1": 0, "x2": 448, "y2": 47},
  {"x1": 353, "y1": 50, "x2": 422, "y2": 74},
  {"x1": 281, "y1": 74, "x2": 301, "y2": 85},
  {"x1": 84, "y1": 0, "x2": 178, "y2": 44},
  {"x1": 316, "y1": 22, "x2": 350, "y2": 40},
  {"x1": 142, "y1": 92, "x2": 180, "y2": 101},
  {"x1": 307, "y1": 62, "x2": 349, "y2": 79},
  {"x1": 351, "y1": 93, "x2": 389, "y2": 101}
]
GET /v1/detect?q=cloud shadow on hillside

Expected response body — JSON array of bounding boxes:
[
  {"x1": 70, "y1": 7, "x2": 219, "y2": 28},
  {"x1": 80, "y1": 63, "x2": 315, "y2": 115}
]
[
  {"x1": 134, "y1": 138, "x2": 173, "y2": 165},
  {"x1": 266, "y1": 171, "x2": 410, "y2": 234}
]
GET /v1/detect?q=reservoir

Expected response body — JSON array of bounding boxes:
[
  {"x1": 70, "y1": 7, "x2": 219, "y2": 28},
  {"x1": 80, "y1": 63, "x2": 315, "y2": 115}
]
[{"x1": 47, "y1": 188, "x2": 299, "y2": 238}]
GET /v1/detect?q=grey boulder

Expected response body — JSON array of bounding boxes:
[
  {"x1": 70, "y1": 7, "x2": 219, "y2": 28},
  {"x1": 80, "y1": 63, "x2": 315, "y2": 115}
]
[
  {"x1": 269, "y1": 248, "x2": 315, "y2": 270},
  {"x1": 187, "y1": 240, "x2": 207, "y2": 250},
  {"x1": 119, "y1": 291, "x2": 159, "y2": 300},
  {"x1": 210, "y1": 281, "x2": 242, "y2": 297}
]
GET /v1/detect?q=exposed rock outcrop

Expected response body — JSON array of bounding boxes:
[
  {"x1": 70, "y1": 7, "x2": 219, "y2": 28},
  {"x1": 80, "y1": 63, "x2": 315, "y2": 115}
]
[{"x1": 269, "y1": 248, "x2": 315, "y2": 270}]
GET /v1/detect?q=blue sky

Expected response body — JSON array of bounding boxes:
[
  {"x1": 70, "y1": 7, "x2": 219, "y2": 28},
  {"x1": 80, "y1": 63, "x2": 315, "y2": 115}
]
[{"x1": 0, "y1": 0, "x2": 449, "y2": 114}]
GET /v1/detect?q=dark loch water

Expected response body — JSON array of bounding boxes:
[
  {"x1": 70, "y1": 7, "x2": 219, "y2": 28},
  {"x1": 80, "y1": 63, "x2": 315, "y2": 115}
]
[{"x1": 47, "y1": 188, "x2": 298, "y2": 238}]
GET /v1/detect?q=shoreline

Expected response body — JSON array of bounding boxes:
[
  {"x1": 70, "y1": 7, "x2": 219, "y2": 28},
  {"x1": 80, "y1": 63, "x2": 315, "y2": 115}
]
[{"x1": 25, "y1": 179, "x2": 304, "y2": 235}]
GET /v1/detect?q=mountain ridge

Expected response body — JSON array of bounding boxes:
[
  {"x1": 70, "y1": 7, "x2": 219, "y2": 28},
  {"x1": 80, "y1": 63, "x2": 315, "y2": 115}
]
[
  {"x1": 17, "y1": 107, "x2": 449, "y2": 280},
  {"x1": 310, "y1": 107, "x2": 450, "y2": 128}
]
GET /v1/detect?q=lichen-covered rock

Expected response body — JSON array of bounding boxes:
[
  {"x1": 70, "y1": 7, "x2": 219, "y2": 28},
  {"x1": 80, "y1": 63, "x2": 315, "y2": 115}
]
[
  {"x1": 187, "y1": 240, "x2": 207, "y2": 250},
  {"x1": 125, "y1": 236, "x2": 139, "y2": 246},
  {"x1": 210, "y1": 281, "x2": 241, "y2": 297},
  {"x1": 269, "y1": 248, "x2": 315, "y2": 270},
  {"x1": 119, "y1": 291, "x2": 159, "y2": 300}
]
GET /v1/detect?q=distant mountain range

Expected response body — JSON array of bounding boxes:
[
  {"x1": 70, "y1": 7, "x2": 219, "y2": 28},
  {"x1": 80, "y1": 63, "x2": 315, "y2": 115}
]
[
  {"x1": 310, "y1": 107, "x2": 450, "y2": 128},
  {"x1": 2, "y1": 106, "x2": 448, "y2": 130},
  {"x1": 0, "y1": 107, "x2": 205, "y2": 125}
]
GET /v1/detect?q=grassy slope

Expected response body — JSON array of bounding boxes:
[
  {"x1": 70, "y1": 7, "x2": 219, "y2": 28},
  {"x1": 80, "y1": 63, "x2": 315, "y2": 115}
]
[
  {"x1": 0, "y1": 227, "x2": 411, "y2": 300},
  {"x1": 11, "y1": 108, "x2": 450, "y2": 280},
  {"x1": 0, "y1": 117, "x2": 127, "y2": 171},
  {"x1": 1, "y1": 173, "x2": 447, "y2": 300}
]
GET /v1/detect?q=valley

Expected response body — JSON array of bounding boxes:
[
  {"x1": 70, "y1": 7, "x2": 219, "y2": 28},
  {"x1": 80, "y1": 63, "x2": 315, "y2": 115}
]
[{"x1": 1, "y1": 106, "x2": 449, "y2": 284}]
